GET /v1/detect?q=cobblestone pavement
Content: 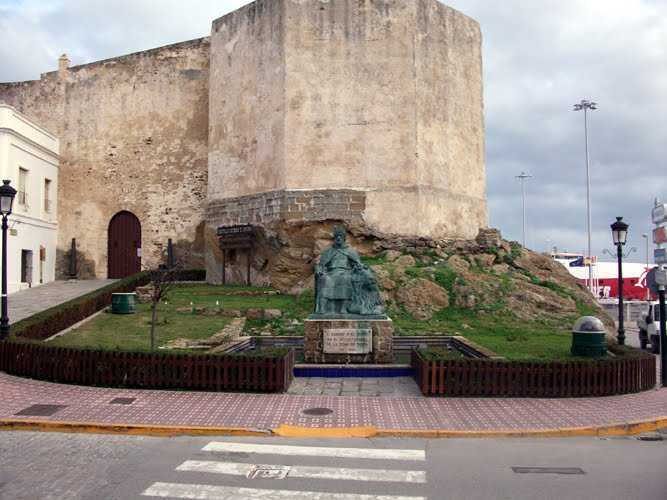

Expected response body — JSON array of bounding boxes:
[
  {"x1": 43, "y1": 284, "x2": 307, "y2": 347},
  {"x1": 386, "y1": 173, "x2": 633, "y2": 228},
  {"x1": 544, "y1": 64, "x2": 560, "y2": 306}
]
[
  {"x1": 0, "y1": 431, "x2": 159, "y2": 500},
  {"x1": 286, "y1": 377, "x2": 423, "y2": 397},
  {"x1": 9, "y1": 279, "x2": 117, "y2": 323}
]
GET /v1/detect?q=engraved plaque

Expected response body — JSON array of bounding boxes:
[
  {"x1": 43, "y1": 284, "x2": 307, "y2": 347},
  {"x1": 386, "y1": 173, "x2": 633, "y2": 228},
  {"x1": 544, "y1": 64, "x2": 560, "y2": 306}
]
[{"x1": 323, "y1": 328, "x2": 372, "y2": 354}]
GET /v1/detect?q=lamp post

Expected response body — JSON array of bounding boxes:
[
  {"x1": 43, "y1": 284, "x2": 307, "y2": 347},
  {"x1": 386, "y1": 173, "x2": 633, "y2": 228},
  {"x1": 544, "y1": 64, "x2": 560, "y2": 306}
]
[
  {"x1": 574, "y1": 99, "x2": 597, "y2": 294},
  {"x1": 642, "y1": 233, "x2": 650, "y2": 301},
  {"x1": 604, "y1": 217, "x2": 632, "y2": 345},
  {"x1": 515, "y1": 171, "x2": 532, "y2": 248},
  {"x1": 0, "y1": 180, "x2": 17, "y2": 340}
]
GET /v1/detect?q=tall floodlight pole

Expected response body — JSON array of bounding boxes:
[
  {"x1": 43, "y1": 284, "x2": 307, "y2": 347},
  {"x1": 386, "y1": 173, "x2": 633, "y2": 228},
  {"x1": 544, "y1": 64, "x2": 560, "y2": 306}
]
[
  {"x1": 574, "y1": 99, "x2": 597, "y2": 294},
  {"x1": 515, "y1": 171, "x2": 532, "y2": 248}
]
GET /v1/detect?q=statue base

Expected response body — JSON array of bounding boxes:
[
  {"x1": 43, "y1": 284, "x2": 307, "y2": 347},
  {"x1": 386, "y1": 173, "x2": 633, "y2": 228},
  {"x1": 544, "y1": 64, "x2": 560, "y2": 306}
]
[{"x1": 303, "y1": 318, "x2": 393, "y2": 364}]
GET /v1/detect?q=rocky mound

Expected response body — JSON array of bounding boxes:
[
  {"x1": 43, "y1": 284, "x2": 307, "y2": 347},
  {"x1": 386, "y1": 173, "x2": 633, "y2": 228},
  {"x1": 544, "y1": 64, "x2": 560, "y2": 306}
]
[{"x1": 220, "y1": 221, "x2": 614, "y2": 337}]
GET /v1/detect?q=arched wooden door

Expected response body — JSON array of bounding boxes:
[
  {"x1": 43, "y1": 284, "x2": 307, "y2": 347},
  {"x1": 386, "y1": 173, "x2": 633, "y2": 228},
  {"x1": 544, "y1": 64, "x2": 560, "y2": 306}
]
[{"x1": 107, "y1": 211, "x2": 141, "y2": 278}]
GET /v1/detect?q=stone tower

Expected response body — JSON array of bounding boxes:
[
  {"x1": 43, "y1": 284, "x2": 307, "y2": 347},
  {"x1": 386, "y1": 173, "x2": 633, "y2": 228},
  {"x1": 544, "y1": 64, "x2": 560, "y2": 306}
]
[{"x1": 206, "y1": 0, "x2": 486, "y2": 283}]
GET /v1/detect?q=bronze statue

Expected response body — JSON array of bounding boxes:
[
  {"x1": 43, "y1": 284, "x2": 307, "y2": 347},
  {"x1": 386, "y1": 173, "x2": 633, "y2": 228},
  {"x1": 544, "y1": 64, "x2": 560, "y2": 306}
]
[{"x1": 313, "y1": 227, "x2": 386, "y2": 318}]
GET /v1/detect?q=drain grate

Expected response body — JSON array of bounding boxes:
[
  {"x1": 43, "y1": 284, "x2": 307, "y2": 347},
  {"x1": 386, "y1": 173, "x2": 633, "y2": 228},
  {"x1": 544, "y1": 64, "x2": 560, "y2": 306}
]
[
  {"x1": 636, "y1": 433, "x2": 664, "y2": 441},
  {"x1": 300, "y1": 407, "x2": 334, "y2": 416},
  {"x1": 109, "y1": 397, "x2": 136, "y2": 405},
  {"x1": 512, "y1": 467, "x2": 585, "y2": 475},
  {"x1": 14, "y1": 404, "x2": 68, "y2": 417}
]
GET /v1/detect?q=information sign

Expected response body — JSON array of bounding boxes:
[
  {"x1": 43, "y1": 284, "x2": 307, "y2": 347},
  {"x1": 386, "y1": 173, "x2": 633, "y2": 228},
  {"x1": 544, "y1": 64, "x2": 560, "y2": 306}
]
[
  {"x1": 653, "y1": 226, "x2": 667, "y2": 245},
  {"x1": 655, "y1": 269, "x2": 667, "y2": 287},
  {"x1": 654, "y1": 248, "x2": 667, "y2": 265},
  {"x1": 323, "y1": 328, "x2": 372, "y2": 354},
  {"x1": 652, "y1": 203, "x2": 667, "y2": 224},
  {"x1": 217, "y1": 224, "x2": 253, "y2": 237}
]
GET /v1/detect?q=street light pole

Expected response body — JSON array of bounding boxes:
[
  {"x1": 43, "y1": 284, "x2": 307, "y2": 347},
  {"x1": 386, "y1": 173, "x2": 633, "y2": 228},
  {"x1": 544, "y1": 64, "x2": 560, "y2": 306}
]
[
  {"x1": 606, "y1": 217, "x2": 632, "y2": 346},
  {"x1": 642, "y1": 233, "x2": 650, "y2": 300},
  {"x1": 515, "y1": 171, "x2": 532, "y2": 248},
  {"x1": 0, "y1": 180, "x2": 17, "y2": 340},
  {"x1": 574, "y1": 99, "x2": 597, "y2": 294}
]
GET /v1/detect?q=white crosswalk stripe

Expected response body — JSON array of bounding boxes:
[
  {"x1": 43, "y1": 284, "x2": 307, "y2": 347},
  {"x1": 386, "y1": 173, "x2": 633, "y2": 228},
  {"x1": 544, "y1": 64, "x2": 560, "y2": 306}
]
[
  {"x1": 202, "y1": 442, "x2": 426, "y2": 461},
  {"x1": 143, "y1": 482, "x2": 425, "y2": 499},
  {"x1": 177, "y1": 459, "x2": 427, "y2": 483},
  {"x1": 141, "y1": 441, "x2": 427, "y2": 499}
]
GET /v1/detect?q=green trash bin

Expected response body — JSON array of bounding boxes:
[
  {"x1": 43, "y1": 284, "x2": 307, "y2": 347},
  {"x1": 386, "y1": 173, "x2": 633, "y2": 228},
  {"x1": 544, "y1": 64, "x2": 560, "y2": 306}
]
[
  {"x1": 111, "y1": 293, "x2": 137, "y2": 314},
  {"x1": 571, "y1": 316, "x2": 607, "y2": 357}
]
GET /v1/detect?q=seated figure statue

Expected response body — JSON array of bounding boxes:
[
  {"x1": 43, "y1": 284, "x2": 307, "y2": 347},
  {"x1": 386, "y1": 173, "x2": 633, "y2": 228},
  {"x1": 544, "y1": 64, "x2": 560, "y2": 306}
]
[{"x1": 313, "y1": 227, "x2": 386, "y2": 318}]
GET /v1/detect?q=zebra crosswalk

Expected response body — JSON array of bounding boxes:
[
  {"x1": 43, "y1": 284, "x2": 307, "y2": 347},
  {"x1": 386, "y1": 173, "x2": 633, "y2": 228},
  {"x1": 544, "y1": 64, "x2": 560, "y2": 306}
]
[{"x1": 142, "y1": 440, "x2": 427, "y2": 499}]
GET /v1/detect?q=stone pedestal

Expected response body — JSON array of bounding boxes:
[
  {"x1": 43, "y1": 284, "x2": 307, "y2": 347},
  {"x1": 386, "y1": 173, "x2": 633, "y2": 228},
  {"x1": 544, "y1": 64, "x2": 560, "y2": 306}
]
[{"x1": 303, "y1": 319, "x2": 393, "y2": 364}]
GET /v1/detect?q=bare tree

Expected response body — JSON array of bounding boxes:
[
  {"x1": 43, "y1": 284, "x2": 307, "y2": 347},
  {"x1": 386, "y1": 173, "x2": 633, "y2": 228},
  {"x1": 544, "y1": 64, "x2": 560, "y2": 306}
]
[{"x1": 145, "y1": 261, "x2": 183, "y2": 351}]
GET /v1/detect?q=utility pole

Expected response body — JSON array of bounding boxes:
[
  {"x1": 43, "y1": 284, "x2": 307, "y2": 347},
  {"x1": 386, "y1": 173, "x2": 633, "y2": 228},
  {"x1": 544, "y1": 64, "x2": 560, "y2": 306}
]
[{"x1": 651, "y1": 199, "x2": 667, "y2": 387}]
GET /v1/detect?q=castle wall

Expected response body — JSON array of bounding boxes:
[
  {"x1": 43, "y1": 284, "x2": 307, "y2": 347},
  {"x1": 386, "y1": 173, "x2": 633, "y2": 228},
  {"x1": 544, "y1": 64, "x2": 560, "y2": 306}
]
[
  {"x1": 2, "y1": 0, "x2": 488, "y2": 287},
  {"x1": 413, "y1": 0, "x2": 487, "y2": 237},
  {"x1": 1, "y1": 39, "x2": 211, "y2": 277},
  {"x1": 208, "y1": 0, "x2": 286, "y2": 201},
  {"x1": 283, "y1": 0, "x2": 417, "y2": 193}
]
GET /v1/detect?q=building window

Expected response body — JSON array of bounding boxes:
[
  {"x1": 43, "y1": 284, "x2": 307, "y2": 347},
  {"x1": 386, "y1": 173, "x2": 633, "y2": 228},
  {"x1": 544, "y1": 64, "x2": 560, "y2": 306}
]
[
  {"x1": 18, "y1": 167, "x2": 28, "y2": 206},
  {"x1": 44, "y1": 178, "x2": 52, "y2": 212}
]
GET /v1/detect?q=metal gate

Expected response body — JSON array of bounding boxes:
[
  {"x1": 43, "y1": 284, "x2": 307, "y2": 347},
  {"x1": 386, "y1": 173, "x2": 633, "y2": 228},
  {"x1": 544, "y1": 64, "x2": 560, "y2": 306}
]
[{"x1": 107, "y1": 211, "x2": 141, "y2": 278}]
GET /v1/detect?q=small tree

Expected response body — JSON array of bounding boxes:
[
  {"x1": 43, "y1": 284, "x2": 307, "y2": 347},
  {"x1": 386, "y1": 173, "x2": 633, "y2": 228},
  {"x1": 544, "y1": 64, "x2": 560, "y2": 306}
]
[{"x1": 145, "y1": 261, "x2": 183, "y2": 351}]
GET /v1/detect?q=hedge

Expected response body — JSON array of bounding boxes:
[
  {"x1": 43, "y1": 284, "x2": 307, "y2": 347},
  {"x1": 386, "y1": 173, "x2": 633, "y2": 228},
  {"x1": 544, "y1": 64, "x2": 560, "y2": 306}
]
[{"x1": 10, "y1": 272, "x2": 150, "y2": 341}]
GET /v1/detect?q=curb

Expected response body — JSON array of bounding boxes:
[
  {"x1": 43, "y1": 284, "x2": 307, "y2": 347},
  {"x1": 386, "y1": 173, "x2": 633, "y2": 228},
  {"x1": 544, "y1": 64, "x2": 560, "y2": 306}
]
[{"x1": 2, "y1": 416, "x2": 666, "y2": 438}]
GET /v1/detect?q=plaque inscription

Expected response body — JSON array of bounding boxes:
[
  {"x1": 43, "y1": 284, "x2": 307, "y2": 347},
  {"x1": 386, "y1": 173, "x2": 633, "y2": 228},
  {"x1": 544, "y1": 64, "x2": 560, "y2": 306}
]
[{"x1": 323, "y1": 328, "x2": 372, "y2": 354}]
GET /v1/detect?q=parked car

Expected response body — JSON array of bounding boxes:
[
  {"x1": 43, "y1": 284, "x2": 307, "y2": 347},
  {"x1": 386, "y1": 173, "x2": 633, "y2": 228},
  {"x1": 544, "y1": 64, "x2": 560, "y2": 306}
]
[{"x1": 637, "y1": 301, "x2": 662, "y2": 353}]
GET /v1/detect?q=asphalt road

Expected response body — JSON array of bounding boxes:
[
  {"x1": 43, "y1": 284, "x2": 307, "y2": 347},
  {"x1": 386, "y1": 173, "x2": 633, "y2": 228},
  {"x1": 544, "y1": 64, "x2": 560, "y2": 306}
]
[{"x1": 1, "y1": 432, "x2": 666, "y2": 499}]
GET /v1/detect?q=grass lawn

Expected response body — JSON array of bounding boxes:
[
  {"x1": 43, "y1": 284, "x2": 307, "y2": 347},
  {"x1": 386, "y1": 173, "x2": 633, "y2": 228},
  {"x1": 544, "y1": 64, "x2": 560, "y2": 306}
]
[
  {"x1": 46, "y1": 302, "x2": 232, "y2": 351},
  {"x1": 388, "y1": 306, "x2": 579, "y2": 360},
  {"x1": 46, "y1": 284, "x2": 594, "y2": 360},
  {"x1": 46, "y1": 285, "x2": 310, "y2": 352}
]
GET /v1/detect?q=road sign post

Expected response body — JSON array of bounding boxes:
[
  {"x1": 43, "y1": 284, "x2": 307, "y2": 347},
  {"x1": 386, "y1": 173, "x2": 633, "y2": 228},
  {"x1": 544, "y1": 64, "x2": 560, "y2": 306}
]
[{"x1": 651, "y1": 199, "x2": 667, "y2": 387}]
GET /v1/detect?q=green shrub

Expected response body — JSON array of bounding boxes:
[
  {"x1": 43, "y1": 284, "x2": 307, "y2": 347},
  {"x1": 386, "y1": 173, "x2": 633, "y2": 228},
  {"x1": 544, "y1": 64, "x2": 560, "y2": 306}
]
[
  {"x1": 416, "y1": 346, "x2": 467, "y2": 361},
  {"x1": 10, "y1": 272, "x2": 150, "y2": 341}
]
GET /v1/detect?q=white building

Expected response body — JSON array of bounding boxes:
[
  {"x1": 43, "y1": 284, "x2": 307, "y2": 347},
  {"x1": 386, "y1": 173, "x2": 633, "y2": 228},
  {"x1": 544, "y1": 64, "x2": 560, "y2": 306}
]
[{"x1": 0, "y1": 104, "x2": 60, "y2": 293}]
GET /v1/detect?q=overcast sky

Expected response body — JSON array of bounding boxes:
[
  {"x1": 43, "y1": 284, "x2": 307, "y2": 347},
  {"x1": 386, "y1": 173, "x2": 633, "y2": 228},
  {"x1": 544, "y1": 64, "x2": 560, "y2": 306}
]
[{"x1": 1, "y1": 0, "x2": 665, "y2": 262}]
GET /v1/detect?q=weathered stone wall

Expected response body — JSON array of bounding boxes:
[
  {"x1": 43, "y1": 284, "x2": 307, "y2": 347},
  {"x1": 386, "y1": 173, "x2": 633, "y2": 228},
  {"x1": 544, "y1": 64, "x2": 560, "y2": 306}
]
[
  {"x1": 2, "y1": 0, "x2": 488, "y2": 286},
  {"x1": 0, "y1": 74, "x2": 66, "y2": 137},
  {"x1": 282, "y1": 0, "x2": 487, "y2": 238},
  {"x1": 208, "y1": 0, "x2": 286, "y2": 201},
  {"x1": 206, "y1": 188, "x2": 366, "y2": 227},
  {"x1": 204, "y1": 0, "x2": 487, "y2": 284},
  {"x1": 413, "y1": 0, "x2": 487, "y2": 237},
  {"x1": 1, "y1": 39, "x2": 211, "y2": 277},
  {"x1": 304, "y1": 319, "x2": 393, "y2": 364}
]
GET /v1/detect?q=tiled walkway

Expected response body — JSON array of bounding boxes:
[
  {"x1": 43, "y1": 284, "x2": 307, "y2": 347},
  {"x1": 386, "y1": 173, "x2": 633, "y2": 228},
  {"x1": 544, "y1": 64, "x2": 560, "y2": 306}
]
[
  {"x1": 2, "y1": 372, "x2": 666, "y2": 434},
  {"x1": 9, "y1": 279, "x2": 117, "y2": 323},
  {"x1": 3, "y1": 281, "x2": 667, "y2": 436},
  {"x1": 287, "y1": 376, "x2": 423, "y2": 397}
]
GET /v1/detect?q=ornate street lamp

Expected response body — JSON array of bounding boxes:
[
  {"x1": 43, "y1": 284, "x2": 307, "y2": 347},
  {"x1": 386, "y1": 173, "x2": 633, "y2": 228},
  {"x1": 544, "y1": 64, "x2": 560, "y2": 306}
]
[
  {"x1": 0, "y1": 180, "x2": 17, "y2": 340},
  {"x1": 603, "y1": 217, "x2": 636, "y2": 345}
]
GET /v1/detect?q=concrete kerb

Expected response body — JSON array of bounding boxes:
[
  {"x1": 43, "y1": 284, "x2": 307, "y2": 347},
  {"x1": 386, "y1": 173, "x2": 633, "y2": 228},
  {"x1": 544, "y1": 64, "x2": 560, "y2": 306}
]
[{"x1": 2, "y1": 416, "x2": 667, "y2": 439}]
